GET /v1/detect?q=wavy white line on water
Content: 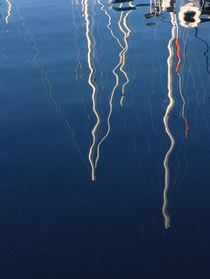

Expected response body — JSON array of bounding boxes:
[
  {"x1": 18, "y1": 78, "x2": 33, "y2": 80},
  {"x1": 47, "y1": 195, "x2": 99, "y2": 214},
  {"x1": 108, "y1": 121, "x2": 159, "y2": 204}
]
[
  {"x1": 97, "y1": 0, "x2": 124, "y2": 49},
  {"x1": 5, "y1": 0, "x2": 12, "y2": 24},
  {"x1": 94, "y1": 0, "x2": 123, "y2": 170},
  {"x1": 162, "y1": 12, "x2": 176, "y2": 230},
  {"x1": 84, "y1": 0, "x2": 100, "y2": 181},
  {"x1": 174, "y1": 14, "x2": 189, "y2": 138},
  {"x1": 120, "y1": 2, "x2": 133, "y2": 106},
  {"x1": 95, "y1": 51, "x2": 121, "y2": 169},
  {"x1": 117, "y1": 2, "x2": 133, "y2": 106}
]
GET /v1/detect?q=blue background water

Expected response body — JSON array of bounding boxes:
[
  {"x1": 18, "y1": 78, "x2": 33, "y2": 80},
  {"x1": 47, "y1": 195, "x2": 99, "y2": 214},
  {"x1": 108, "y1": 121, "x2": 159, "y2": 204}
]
[{"x1": 0, "y1": 0, "x2": 210, "y2": 278}]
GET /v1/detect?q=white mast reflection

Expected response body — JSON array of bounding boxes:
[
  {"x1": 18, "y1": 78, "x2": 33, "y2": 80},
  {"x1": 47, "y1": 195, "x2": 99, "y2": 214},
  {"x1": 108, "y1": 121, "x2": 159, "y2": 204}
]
[
  {"x1": 95, "y1": 1, "x2": 122, "y2": 169},
  {"x1": 98, "y1": 0, "x2": 123, "y2": 48},
  {"x1": 5, "y1": 0, "x2": 12, "y2": 24},
  {"x1": 175, "y1": 19, "x2": 189, "y2": 138},
  {"x1": 94, "y1": 1, "x2": 134, "y2": 169},
  {"x1": 84, "y1": 0, "x2": 100, "y2": 181},
  {"x1": 118, "y1": 2, "x2": 133, "y2": 106},
  {"x1": 81, "y1": 0, "x2": 85, "y2": 15},
  {"x1": 120, "y1": 4, "x2": 132, "y2": 106},
  {"x1": 162, "y1": 11, "x2": 176, "y2": 229}
]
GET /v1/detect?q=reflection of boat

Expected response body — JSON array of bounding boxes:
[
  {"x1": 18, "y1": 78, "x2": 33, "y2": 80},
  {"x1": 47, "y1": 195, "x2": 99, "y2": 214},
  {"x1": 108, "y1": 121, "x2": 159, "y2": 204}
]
[
  {"x1": 179, "y1": 0, "x2": 201, "y2": 28},
  {"x1": 144, "y1": 0, "x2": 163, "y2": 18},
  {"x1": 178, "y1": 0, "x2": 210, "y2": 27},
  {"x1": 143, "y1": 0, "x2": 210, "y2": 27}
]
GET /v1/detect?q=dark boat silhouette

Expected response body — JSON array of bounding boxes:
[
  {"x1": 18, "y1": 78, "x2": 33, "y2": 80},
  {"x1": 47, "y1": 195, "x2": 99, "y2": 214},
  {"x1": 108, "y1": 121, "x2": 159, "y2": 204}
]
[
  {"x1": 111, "y1": 0, "x2": 134, "y2": 3},
  {"x1": 113, "y1": 6, "x2": 136, "y2": 11},
  {"x1": 136, "y1": 3, "x2": 151, "y2": 7}
]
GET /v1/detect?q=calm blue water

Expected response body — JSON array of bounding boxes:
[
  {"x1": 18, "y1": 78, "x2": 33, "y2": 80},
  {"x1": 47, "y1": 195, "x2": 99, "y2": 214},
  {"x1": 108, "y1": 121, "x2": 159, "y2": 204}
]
[{"x1": 1, "y1": 0, "x2": 210, "y2": 278}]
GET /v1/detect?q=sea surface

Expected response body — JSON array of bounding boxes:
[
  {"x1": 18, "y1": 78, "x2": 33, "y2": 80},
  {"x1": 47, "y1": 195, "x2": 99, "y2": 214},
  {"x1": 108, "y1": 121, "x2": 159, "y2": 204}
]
[{"x1": 1, "y1": 0, "x2": 210, "y2": 278}]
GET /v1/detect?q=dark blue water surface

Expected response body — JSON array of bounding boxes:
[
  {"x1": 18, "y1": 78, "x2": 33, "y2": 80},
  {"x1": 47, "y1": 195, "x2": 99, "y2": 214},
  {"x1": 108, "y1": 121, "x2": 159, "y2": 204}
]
[{"x1": 1, "y1": 0, "x2": 210, "y2": 278}]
